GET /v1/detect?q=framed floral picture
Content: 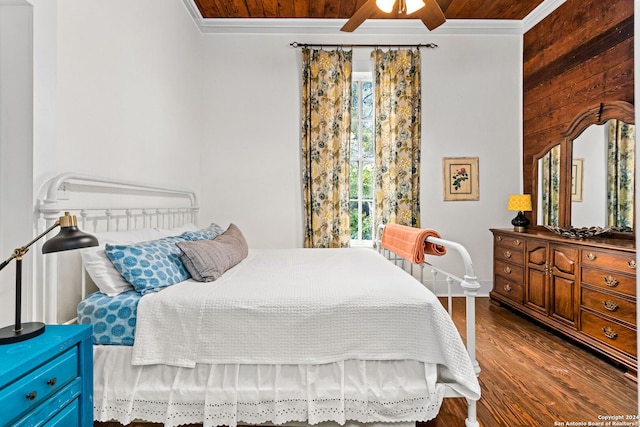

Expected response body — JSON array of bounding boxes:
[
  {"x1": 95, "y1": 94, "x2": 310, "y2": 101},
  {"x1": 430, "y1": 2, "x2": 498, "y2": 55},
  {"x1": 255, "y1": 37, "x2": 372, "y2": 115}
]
[
  {"x1": 571, "y1": 158, "x2": 583, "y2": 202},
  {"x1": 443, "y1": 157, "x2": 479, "y2": 201}
]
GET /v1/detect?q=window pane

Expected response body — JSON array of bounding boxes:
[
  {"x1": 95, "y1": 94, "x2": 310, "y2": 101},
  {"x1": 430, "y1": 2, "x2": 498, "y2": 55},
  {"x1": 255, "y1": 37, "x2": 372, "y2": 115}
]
[
  {"x1": 362, "y1": 82, "x2": 373, "y2": 119},
  {"x1": 362, "y1": 201, "x2": 373, "y2": 240},
  {"x1": 351, "y1": 82, "x2": 358, "y2": 117},
  {"x1": 350, "y1": 122, "x2": 359, "y2": 158},
  {"x1": 362, "y1": 162, "x2": 374, "y2": 198},
  {"x1": 350, "y1": 201, "x2": 359, "y2": 240},
  {"x1": 362, "y1": 120, "x2": 374, "y2": 158},
  {"x1": 350, "y1": 162, "x2": 358, "y2": 199}
]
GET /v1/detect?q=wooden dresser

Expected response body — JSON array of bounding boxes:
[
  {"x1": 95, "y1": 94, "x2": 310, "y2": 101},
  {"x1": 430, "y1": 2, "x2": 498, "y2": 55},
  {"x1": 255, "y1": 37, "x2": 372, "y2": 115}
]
[{"x1": 490, "y1": 228, "x2": 637, "y2": 376}]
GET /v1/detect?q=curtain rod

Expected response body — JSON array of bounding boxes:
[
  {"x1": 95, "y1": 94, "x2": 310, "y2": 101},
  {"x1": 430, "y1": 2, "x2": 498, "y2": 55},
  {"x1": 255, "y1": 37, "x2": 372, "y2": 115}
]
[{"x1": 290, "y1": 42, "x2": 437, "y2": 49}]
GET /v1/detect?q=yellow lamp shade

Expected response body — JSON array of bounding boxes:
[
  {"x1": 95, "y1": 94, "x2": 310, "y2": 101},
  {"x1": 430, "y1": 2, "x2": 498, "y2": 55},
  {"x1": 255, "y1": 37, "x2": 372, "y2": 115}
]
[{"x1": 507, "y1": 194, "x2": 532, "y2": 212}]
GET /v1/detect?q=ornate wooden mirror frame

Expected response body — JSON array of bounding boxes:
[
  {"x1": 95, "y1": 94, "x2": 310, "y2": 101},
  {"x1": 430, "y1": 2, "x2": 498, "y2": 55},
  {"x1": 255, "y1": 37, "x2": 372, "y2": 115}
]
[{"x1": 531, "y1": 100, "x2": 635, "y2": 236}]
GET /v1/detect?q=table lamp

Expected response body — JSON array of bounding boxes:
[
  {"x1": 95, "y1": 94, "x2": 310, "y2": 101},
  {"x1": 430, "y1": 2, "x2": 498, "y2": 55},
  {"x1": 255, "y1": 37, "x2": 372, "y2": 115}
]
[
  {"x1": 507, "y1": 194, "x2": 532, "y2": 232},
  {"x1": 0, "y1": 212, "x2": 98, "y2": 344}
]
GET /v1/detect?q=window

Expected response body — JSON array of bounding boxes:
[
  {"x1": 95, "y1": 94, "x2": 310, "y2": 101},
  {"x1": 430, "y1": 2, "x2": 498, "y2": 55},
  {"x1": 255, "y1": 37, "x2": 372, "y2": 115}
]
[{"x1": 350, "y1": 73, "x2": 374, "y2": 244}]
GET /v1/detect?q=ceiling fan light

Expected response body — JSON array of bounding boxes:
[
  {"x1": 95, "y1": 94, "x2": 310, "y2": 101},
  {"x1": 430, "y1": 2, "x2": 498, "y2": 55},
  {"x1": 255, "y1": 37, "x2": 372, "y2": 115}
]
[
  {"x1": 405, "y1": 0, "x2": 426, "y2": 14},
  {"x1": 376, "y1": 0, "x2": 396, "y2": 13}
]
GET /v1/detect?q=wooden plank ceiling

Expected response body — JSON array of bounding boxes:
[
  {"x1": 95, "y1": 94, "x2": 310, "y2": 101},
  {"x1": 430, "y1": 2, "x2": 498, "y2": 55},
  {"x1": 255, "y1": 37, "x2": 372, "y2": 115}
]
[{"x1": 193, "y1": 0, "x2": 546, "y2": 20}]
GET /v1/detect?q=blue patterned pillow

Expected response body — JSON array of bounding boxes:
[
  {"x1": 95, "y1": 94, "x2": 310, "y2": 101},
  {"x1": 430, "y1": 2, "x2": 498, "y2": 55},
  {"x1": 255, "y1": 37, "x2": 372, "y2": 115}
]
[{"x1": 105, "y1": 230, "x2": 220, "y2": 294}]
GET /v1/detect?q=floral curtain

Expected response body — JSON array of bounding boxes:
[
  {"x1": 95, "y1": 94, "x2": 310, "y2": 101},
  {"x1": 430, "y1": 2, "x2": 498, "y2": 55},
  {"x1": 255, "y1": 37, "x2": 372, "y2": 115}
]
[
  {"x1": 541, "y1": 145, "x2": 560, "y2": 226},
  {"x1": 301, "y1": 48, "x2": 353, "y2": 248},
  {"x1": 371, "y1": 49, "x2": 421, "y2": 229},
  {"x1": 607, "y1": 120, "x2": 635, "y2": 228}
]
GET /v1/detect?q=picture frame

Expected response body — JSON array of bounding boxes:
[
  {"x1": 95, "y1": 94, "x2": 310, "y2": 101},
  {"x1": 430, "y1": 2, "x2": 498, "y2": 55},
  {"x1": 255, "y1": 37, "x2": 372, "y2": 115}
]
[
  {"x1": 571, "y1": 158, "x2": 584, "y2": 202},
  {"x1": 443, "y1": 157, "x2": 479, "y2": 201}
]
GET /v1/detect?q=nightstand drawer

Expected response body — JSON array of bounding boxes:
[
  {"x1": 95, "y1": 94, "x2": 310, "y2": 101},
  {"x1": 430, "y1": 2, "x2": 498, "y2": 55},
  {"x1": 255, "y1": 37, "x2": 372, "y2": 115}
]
[
  {"x1": 44, "y1": 398, "x2": 80, "y2": 427},
  {"x1": 0, "y1": 348, "x2": 78, "y2": 426},
  {"x1": 580, "y1": 310, "x2": 637, "y2": 357},
  {"x1": 581, "y1": 267, "x2": 635, "y2": 296},
  {"x1": 581, "y1": 287, "x2": 636, "y2": 325}
]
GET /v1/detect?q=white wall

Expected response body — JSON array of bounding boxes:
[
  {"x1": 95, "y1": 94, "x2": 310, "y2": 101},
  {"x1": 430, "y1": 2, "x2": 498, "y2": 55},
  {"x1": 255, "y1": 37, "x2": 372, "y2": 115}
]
[
  {"x1": 0, "y1": 2, "x2": 35, "y2": 328},
  {"x1": 55, "y1": 0, "x2": 204, "y2": 193},
  {"x1": 199, "y1": 33, "x2": 523, "y2": 290},
  {"x1": 0, "y1": 0, "x2": 205, "y2": 326}
]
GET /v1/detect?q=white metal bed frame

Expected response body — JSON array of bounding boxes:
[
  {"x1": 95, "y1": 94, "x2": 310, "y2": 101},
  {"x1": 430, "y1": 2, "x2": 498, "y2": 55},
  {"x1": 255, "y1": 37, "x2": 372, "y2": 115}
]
[
  {"x1": 34, "y1": 173, "x2": 481, "y2": 427},
  {"x1": 375, "y1": 225, "x2": 481, "y2": 427},
  {"x1": 35, "y1": 173, "x2": 199, "y2": 325}
]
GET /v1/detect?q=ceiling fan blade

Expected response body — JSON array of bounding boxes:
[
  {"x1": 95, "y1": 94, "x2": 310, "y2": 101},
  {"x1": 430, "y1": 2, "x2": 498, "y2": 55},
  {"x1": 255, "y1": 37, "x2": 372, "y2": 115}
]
[
  {"x1": 416, "y1": 0, "x2": 446, "y2": 30},
  {"x1": 340, "y1": 0, "x2": 379, "y2": 32},
  {"x1": 435, "y1": 0, "x2": 453, "y2": 13}
]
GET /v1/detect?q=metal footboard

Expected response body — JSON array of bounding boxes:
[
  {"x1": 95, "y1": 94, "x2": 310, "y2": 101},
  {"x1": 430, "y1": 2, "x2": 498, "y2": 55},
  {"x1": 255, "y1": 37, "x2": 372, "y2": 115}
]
[{"x1": 375, "y1": 225, "x2": 481, "y2": 427}]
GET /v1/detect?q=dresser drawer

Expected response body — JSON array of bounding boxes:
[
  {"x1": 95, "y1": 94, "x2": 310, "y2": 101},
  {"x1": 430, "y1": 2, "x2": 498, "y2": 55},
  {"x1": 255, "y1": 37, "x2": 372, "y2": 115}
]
[
  {"x1": 495, "y1": 245, "x2": 524, "y2": 265},
  {"x1": 0, "y1": 348, "x2": 78, "y2": 425},
  {"x1": 495, "y1": 259, "x2": 524, "y2": 281},
  {"x1": 580, "y1": 310, "x2": 637, "y2": 357},
  {"x1": 494, "y1": 234, "x2": 526, "y2": 251},
  {"x1": 581, "y1": 249, "x2": 637, "y2": 275},
  {"x1": 581, "y1": 267, "x2": 636, "y2": 297},
  {"x1": 494, "y1": 275, "x2": 524, "y2": 303},
  {"x1": 581, "y1": 287, "x2": 636, "y2": 325}
]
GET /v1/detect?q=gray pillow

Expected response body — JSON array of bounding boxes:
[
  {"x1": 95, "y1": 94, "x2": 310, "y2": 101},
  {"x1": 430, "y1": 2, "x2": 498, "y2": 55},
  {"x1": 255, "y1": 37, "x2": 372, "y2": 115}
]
[{"x1": 176, "y1": 224, "x2": 248, "y2": 282}]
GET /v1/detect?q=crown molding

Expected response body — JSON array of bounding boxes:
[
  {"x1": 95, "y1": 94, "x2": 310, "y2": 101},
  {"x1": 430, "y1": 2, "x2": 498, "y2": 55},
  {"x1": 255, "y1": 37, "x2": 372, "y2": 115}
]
[
  {"x1": 522, "y1": 0, "x2": 566, "y2": 33},
  {"x1": 184, "y1": 0, "x2": 561, "y2": 36}
]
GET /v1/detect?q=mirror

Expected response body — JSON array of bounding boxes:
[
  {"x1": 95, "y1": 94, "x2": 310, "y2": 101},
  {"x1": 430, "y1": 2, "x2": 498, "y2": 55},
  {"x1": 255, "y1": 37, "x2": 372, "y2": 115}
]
[
  {"x1": 571, "y1": 120, "x2": 635, "y2": 230},
  {"x1": 534, "y1": 101, "x2": 635, "y2": 235},
  {"x1": 537, "y1": 145, "x2": 561, "y2": 227}
]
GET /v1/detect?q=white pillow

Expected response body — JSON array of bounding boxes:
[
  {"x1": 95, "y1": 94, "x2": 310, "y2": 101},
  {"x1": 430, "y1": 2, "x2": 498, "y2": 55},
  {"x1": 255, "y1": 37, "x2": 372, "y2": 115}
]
[{"x1": 80, "y1": 228, "x2": 165, "y2": 296}]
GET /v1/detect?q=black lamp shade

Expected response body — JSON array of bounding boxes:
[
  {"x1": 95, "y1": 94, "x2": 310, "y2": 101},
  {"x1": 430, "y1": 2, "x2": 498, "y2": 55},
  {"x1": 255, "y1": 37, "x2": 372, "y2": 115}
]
[{"x1": 42, "y1": 226, "x2": 99, "y2": 254}]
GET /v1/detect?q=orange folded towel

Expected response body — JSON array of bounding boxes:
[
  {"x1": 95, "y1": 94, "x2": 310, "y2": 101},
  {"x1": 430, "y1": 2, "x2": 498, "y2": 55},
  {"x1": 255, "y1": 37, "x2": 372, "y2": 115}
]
[{"x1": 381, "y1": 223, "x2": 446, "y2": 264}]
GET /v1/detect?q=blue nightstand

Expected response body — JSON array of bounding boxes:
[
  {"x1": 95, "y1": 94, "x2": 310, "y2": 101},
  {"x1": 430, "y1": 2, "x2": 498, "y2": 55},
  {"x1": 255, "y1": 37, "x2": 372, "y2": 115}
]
[{"x1": 0, "y1": 324, "x2": 93, "y2": 426}]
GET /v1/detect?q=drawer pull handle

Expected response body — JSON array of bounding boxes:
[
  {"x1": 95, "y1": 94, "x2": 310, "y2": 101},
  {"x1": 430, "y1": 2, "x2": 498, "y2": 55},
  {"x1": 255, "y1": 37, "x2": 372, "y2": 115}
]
[
  {"x1": 603, "y1": 276, "x2": 619, "y2": 287},
  {"x1": 603, "y1": 300, "x2": 619, "y2": 312},
  {"x1": 47, "y1": 377, "x2": 57, "y2": 387},
  {"x1": 496, "y1": 236, "x2": 502, "y2": 242},
  {"x1": 503, "y1": 266, "x2": 512, "y2": 274},
  {"x1": 504, "y1": 251, "x2": 512, "y2": 259},
  {"x1": 26, "y1": 391, "x2": 37, "y2": 401},
  {"x1": 628, "y1": 259, "x2": 636, "y2": 269},
  {"x1": 602, "y1": 327, "x2": 618, "y2": 340},
  {"x1": 503, "y1": 284, "x2": 512, "y2": 292},
  {"x1": 587, "y1": 253, "x2": 596, "y2": 261},
  {"x1": 514, "y1": 239, "x2": 521, "y2": 246}
]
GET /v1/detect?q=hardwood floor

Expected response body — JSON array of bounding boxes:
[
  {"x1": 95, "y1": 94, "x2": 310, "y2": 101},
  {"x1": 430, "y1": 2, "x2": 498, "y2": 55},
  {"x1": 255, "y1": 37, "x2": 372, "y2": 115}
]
[
  {"x1": 95, "y1": 297, "x2": 638, "y2": 427},
  {"x1": 423, "y1": 297, "x2": 638, "y2": 426}
]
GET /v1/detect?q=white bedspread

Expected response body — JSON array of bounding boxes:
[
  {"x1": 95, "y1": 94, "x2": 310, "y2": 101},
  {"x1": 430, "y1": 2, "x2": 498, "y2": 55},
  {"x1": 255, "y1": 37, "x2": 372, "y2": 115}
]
[{"x1": 132, "y1": 248, "x2": 479, "y2": 400}]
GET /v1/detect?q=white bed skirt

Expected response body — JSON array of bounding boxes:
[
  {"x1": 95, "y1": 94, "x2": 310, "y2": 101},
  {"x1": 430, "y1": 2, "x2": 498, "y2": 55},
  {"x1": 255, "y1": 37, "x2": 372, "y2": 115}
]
[{"x1": 94, "y1": 346, "x2": 447, "y2": 427}]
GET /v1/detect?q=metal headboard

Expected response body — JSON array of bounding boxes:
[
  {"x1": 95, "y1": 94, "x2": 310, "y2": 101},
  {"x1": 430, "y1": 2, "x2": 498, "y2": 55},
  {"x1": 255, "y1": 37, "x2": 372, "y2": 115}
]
[{"x1": 35, "y1": 173, "x2": 199, "y2": 324}]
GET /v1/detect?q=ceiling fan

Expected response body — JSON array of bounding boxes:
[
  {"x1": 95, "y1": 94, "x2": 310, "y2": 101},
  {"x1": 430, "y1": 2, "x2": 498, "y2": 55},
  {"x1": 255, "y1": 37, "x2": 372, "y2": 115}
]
[{"x1": 340, "y1": 0, "x2": 448, "y2": 32}]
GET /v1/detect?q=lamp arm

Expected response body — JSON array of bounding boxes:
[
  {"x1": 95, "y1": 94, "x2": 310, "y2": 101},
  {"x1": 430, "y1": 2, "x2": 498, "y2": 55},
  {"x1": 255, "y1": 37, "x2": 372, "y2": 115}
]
[{"x1": 0, "y1": 220, "x2": 60, "y2": 273}]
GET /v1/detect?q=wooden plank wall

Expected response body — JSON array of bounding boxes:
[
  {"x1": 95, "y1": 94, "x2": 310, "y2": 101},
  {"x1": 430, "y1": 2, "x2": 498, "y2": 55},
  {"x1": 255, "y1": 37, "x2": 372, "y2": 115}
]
[{"x1": 522, "y1": 0, "x2": 634, "y2": 201}]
